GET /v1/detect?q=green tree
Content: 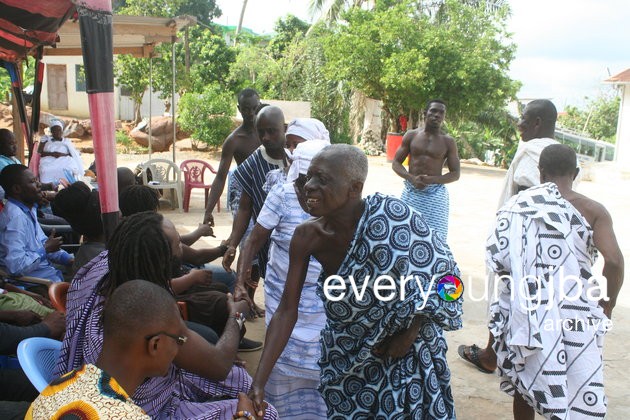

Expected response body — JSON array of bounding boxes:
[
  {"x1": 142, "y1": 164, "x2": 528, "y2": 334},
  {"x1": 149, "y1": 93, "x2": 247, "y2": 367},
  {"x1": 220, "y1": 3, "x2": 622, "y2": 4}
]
[
  {"x1": 114, "y1": 55, "x2": 149, "y2": 123},
  {"x1": 178, "y1": 84, "x2": 234, "y2": 149},
  {"x1": 323, "y1": 0, "x2": 519, "y2": 135},
  {"x1": 269, "y1": 15, "x2": 310, "y2": 59},
  {"x1": 558, "y1": 92, "x2": 620, "y2": 143},
  {"x1": 118, "y1": 0, "x2": 221, "y2": 24}
]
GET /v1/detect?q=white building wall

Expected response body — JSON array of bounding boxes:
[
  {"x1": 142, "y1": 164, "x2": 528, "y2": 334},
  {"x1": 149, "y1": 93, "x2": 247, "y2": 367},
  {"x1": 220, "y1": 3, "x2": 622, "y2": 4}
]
[
  {"x1": 41, "y1": 56, "x2": 121, "y2": 119},
  {"x1": 615, "y1": 86, "x2": 630, "y2": 168}
]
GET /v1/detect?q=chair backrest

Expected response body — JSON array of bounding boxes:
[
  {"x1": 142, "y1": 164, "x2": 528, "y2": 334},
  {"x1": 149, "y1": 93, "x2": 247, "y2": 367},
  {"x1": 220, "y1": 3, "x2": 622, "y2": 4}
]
[
  {"x1": 179, "y1": 159, "x2": 216, "y2": 186},
  {"x1": 17, "y1": 337, "x2": 62, "y2": 392},
  {"x1": 141, "y1": 159, "x2": 181, "y2": 185},
  {"x1": 48, "y1": 282, "x2": 70, "y2": 312}
]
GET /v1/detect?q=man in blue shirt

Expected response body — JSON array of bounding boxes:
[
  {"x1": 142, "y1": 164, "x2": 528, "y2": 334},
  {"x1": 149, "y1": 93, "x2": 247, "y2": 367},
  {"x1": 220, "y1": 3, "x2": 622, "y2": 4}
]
[{"x1": 0, "y1": 164, "x2": 72, "y2": 282}]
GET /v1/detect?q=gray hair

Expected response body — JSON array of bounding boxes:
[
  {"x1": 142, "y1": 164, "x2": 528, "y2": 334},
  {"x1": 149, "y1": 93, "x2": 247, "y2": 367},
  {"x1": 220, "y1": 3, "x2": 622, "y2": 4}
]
[{"x1": 315, "y1": 144, "x2": 368, "y2": 183}]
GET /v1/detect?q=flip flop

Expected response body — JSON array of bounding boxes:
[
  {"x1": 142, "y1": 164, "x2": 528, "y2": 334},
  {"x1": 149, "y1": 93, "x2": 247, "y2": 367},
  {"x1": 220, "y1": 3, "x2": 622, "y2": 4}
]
[{"x1": 457, "y1": 344, "x2": 494, "y2": 374}]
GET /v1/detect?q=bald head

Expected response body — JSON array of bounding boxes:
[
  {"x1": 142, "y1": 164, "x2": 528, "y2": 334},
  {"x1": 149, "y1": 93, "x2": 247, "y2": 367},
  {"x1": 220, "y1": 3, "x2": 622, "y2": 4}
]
[
  {"x1": 256, "y1": 105, "x2": 284, "y2": 125},
  {"x1": 102, "y1": 279, "x2": 179, "y2": 349},
  {"x1": 256, "y1": 105, "x2": 286, "y2": 155}
]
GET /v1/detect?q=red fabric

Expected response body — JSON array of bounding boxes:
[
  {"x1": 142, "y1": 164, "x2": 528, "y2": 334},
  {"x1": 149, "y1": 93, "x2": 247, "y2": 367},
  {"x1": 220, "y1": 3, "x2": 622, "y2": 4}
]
[
  {"x1": 0, "y1": 0, "x2": 73, "y2": 18},
  {"x1": 89, "y1": 93, "x2": 118, "y2": 214}
]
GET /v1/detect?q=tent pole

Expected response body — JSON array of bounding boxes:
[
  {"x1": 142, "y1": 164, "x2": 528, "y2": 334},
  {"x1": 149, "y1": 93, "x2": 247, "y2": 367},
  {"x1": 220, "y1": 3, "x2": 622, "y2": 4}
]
[
  {"x1": 148, "y1": 56, "x2": 152, "y2": 159},
  {"x1": 172, "y1": 37, "x2": 176, "y2": 164}
]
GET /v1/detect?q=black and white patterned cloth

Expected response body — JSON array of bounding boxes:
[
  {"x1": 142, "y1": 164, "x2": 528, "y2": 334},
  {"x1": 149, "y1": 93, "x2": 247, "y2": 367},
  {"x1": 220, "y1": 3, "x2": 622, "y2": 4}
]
[
  {"x1": 317, "y1": 193, "x2": 462, "y2": 419},
  {"x1": 488, "y1": 182, "x2": 608, "y2": 419}
]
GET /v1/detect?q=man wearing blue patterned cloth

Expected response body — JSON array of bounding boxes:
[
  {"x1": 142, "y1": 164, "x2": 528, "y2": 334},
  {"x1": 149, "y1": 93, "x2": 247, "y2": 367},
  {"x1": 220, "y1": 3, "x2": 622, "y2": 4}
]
[
  {"x1": 249, "y1": 144, "x2": 463, "y2": 419},
  {"x1": 392, "y1": 100, "x2": 460, "y2": 242}
]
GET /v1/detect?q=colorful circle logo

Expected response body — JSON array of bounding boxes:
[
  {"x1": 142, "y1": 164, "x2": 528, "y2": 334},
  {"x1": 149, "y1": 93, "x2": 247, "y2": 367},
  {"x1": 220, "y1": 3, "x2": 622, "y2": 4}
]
[{"x1": 437, "y1": 275, "x2": 464, "y2": 301}]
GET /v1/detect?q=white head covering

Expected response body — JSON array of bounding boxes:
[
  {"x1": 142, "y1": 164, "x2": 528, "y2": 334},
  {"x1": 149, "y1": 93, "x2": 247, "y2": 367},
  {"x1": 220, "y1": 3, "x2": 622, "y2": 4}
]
[
  {"x1": 286, "y1": 118, "x2": 330, "y2": 142},
  {"x1": 50, "y1": 119, "x2": 64, "y2": 129},
  {"x1": 287, "y1": 140, "x2": 330, "y2": 183}
]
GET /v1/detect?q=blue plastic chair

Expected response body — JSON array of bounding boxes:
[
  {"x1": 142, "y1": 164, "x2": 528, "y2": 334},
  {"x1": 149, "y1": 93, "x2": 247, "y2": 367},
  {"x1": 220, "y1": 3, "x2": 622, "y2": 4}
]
[{"x1": 17, "y1": 337, "x2": 62, "y2": 392}]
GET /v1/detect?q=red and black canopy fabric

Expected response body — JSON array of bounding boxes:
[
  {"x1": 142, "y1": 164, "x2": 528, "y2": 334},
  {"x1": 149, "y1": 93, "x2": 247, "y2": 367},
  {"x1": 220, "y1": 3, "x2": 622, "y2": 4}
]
[{"x1": 0, "y1": 0, "x2": 75, "y2": 62}]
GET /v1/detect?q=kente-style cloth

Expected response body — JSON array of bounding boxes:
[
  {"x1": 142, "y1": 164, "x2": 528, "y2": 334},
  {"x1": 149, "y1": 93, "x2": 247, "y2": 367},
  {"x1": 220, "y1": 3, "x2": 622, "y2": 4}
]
[
  {"x1": 286, "y1": 118, "x2": 330, "y2": 143},
  {"x1": 55, "y1": 252, "x2": 278, "y2": 420},
  {"x1": 401, "y1": 180, "x2": 450, "y2": 242},
  {"x1": 257, "y1": 182, "x2": 327, "y2": 419},
  {"x1": 26, "y1": 364, "x2": 150, "y2": 419},
  {"x1": 227, "y1": 169, "x2": 242, "y2": 215},
  {"x1": 233, "y1": 147, "x2": 286, "y2": 278},
  {"x1": 497, "y1": 138, "x2": 558, "y2": 208},
  {"x1": 38, "y1": 135, "x2": 84, "y2": 185},
  {"x1": 487, "y1": 183, "x2": 608, "y2": 419},
  {"x1": 317, "y1": 193, "x2": 463, "y2": 419},
  {"x1": 227, "y1": 169, "x2": 256, "y2": 261}
]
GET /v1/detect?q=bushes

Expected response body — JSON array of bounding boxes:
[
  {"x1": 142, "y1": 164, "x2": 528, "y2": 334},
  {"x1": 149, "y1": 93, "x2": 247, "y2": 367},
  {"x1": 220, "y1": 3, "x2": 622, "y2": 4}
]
[{"x1": 178, "y1": 84, "x2": 234, "y2": 149}]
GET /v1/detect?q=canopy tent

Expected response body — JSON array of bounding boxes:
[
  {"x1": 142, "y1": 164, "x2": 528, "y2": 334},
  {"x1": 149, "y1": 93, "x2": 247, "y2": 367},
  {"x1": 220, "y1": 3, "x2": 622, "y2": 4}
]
[
  {"x1": 0, "y1": 0, "x2": 117, "y2": 237},
  {"x1": 0, "y1": 1, "x2": 194, "y2": 238}
]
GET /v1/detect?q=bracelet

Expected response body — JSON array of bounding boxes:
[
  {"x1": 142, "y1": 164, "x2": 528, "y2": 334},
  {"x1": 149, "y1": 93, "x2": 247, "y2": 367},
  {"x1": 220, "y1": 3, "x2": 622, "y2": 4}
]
[
  {"x1": 218, "y1": 244, "x2": 229, "y2": 255},
  {"x1": 232, "y1": 410, "x2": 255, "y2": 420},
  {"x1": 231, "y1": 312, "x2": 245, "y2": 330}
]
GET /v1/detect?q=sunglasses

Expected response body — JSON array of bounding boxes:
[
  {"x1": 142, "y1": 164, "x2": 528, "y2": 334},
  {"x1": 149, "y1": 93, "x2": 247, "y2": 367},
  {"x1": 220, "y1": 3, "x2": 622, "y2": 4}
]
[{"x1": 145, "y1": 331, "x2": 188, "y2": 346}]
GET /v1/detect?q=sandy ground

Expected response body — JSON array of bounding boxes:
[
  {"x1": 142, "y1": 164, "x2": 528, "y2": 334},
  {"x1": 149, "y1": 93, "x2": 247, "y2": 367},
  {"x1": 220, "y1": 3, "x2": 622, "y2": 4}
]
[{"x1": 80, "y1": 143, "x2": 630, "y2": 419}]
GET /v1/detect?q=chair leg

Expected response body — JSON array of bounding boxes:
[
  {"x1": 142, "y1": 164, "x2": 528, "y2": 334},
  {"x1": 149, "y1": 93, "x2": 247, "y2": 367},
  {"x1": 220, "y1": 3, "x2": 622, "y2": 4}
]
[
  {"x1": 183, "y1": 186, "x2": 191, "y2": 212},
  {"x1": 176, "y1": 186, "x2": 184, "y2": 213}
]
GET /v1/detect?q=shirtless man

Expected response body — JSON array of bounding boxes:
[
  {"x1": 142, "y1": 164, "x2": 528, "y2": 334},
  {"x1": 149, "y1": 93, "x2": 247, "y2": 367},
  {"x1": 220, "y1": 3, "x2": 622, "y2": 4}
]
[
  {"x1": 202, "y1": 88, "x2": 261, "y2": 226},
  {"x1": 392, "y1": 99, "x2": 460, "y2": 241}
]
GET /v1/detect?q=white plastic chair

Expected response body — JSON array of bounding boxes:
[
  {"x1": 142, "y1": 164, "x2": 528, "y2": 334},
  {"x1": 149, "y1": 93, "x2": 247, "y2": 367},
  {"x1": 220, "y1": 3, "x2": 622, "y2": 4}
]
[{"x1": 140, "y1": 159, "x2": 184, "y2": 210}]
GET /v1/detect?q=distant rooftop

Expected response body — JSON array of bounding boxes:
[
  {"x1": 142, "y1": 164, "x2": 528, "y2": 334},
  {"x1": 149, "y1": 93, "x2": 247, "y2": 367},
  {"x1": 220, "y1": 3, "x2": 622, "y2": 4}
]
[{"x1": 604, "y1": 68, "x2": 630, "y2": 84}]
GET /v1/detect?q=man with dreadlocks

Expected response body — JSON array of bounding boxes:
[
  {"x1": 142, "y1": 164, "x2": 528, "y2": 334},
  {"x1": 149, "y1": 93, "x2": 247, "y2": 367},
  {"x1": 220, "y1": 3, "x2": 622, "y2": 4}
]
[{"x1": 55, "y1": 211, "x2": 277, "y2": 419}]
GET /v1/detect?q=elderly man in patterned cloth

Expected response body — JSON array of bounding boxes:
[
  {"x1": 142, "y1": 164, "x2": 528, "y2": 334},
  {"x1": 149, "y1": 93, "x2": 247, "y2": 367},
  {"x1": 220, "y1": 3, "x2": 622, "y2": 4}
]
[
  {"x1": 487, "y1": 144, "x2": 623, "y2": 419},
  {"x1": 249, "y1": 144, "x2": 463, "y2": 419}
]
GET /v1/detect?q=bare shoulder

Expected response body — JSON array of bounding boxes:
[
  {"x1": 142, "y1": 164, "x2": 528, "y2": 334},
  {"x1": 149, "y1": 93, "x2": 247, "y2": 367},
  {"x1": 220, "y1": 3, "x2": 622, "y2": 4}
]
[
  {"x1": 441, "y1": 132, "x2": 456, "y2": 144},
  {"x1": 569, "y1": 193, "x2": 611, "y2": 227},
  {"x1": 293, "y1": 218, "x2": 326, "y2": 250}
]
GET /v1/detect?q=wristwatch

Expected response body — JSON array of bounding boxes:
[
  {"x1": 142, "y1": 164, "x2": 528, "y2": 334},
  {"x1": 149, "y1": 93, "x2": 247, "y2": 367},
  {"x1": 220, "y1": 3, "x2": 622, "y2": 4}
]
[{"x1": 232, "y1": 312, "x2": 246, "y2": 330}]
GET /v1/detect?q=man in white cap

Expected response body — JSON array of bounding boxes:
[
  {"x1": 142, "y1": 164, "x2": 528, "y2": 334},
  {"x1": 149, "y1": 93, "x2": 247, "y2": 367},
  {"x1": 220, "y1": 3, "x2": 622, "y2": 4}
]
[
  {"x1": 37, "y1": 120, "x2": 84, "y2": 186},
  {"x1": 235, "y1": 140, "x2": 330, "y2": 419}
]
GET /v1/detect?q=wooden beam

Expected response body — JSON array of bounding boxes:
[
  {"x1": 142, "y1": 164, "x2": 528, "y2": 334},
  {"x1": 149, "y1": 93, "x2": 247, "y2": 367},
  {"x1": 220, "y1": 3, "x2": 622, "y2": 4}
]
[{"x1": 45, "y1": 46, "x2": 155, "y2": 58}]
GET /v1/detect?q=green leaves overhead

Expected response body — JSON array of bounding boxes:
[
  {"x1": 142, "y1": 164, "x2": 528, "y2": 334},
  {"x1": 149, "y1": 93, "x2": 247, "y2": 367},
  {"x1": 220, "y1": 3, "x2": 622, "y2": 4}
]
[{"x1": 322, "y1": 0, "x2": 519, "y2": 125}]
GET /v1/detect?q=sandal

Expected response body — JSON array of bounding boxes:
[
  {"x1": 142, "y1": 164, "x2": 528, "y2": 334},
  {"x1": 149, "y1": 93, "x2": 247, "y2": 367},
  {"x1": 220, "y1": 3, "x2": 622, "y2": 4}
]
[{"x1": 457, "y1": 344, "x2": 495, "y2": 374}]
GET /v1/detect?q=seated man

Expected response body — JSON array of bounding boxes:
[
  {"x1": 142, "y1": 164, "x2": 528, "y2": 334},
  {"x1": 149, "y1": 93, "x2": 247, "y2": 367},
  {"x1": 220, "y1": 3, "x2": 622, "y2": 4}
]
[
  {"x1": 0, "y1": 164, "x2": 73, "y2": 282},
  {"x1": 487, "y1": 144, "x2": 624, "y2": 419},
  {"x1": 37, "y1": 120, "x2": 84, "y2": 186},
  {"x1": 28, "y1": 280, "x2": 183, "y2": 418},
  {"x1": 250, "y1": 144, "x2": 463, "y2": 418}
]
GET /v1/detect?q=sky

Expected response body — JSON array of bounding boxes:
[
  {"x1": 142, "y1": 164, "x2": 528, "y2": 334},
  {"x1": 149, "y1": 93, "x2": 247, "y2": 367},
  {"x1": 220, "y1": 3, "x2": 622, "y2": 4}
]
[{"x1": 214, "y1": 0, "x2": 630, "y2": 111}]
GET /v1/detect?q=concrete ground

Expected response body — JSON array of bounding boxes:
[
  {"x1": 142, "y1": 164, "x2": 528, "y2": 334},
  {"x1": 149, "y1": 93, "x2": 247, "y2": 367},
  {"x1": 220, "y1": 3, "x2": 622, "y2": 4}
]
[{"x1": 111, "y1": 149, "x2": 629, "y2": 419}]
